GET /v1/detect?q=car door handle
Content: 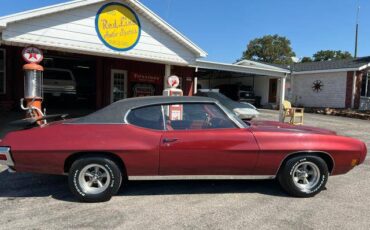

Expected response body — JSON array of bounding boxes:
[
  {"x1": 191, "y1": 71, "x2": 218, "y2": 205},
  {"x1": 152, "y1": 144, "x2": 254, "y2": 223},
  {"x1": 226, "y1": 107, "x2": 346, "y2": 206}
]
[{"x1": 163, "y1": 138, "x2": 178, "y2": 143}]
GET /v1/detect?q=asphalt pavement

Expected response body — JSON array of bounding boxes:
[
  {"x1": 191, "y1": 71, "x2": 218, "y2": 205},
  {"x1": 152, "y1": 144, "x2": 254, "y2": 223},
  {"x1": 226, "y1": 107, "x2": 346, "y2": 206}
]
[{"x1": 0, "y1": 110, "x2": 369, "y2": 230}]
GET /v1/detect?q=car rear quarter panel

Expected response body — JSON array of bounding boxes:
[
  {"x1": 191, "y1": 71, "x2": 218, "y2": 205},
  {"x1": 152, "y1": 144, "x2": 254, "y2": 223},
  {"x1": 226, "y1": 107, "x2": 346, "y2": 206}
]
[
  {"x1": 3, "y1": 123, "x2": 162, "y2": 175},
  {"x1": 252, "y1": 130, "x2": 364, "y2": 175}
]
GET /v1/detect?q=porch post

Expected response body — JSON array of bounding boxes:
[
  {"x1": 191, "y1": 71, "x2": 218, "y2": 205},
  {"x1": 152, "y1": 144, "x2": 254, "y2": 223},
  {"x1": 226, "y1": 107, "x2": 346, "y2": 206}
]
[
  {"x1": 365, "y1": 72, "x2": 369, "y2": 97},
  {"x1": 164, "y1": 64, "x2": 171, "y2": 89},
  {"x1": 351, "y1": 71, "x2": 357, "y2": 108},
  {"x1": 279, "y1": 74, "x2": 287, "y2": 122}
]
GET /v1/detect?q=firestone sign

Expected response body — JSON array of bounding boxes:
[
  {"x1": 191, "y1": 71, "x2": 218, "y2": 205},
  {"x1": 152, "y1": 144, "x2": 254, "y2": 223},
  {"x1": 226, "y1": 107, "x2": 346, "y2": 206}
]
[{"x1": 96, "y1": 2, "x2": 141, "y2": 51}]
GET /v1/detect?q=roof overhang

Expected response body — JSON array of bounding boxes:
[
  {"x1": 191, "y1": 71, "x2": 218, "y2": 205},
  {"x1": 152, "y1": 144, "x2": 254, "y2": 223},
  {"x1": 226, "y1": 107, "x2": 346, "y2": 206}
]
[{"x1": 193, "y1": 60, "x2": 290, "y2": 78}]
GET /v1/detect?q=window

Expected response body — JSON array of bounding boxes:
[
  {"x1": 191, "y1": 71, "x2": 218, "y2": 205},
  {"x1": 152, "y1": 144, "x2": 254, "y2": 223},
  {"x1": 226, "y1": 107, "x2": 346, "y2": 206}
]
[
  {"x1": 164, "y1": 103, "x2": 237, "y2": 130},
  {"x1": 126, "y1": 105, "x2": 164, "y2": 130},
  {"x1": 111, "y1": 70, "x2": 127, "y2": 103},
  {"x1": 361, "y1": 73, "x2": 369, "y2": 97},
  {"x1": 0, "y1": 49, "x2": 5, "y2": 94}
]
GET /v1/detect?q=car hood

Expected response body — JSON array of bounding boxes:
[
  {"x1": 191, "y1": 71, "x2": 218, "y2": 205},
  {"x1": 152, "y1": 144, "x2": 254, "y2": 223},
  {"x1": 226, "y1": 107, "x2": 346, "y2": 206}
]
[{"x1": 249, "y1": 120, "x2": 337, "y2": 135}]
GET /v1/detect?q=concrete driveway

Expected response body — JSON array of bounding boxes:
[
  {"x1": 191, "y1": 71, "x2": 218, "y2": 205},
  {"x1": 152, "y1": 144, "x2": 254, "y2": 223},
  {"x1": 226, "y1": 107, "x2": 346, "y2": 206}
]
[{"x1": 0, "y1": 110, "x2": 369, "y2": 229}]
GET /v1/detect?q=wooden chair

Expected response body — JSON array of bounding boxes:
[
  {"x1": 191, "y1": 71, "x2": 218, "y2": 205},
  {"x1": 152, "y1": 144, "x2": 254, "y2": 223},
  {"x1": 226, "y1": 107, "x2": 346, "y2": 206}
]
[{"x1": 283, "y1": 101, "x2": 304, "y2": 125}]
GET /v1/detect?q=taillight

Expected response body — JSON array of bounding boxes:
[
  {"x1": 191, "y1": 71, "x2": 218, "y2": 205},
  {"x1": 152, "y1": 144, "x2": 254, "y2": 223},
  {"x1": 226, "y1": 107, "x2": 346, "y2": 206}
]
[{"x1": 0, "y1": 154, "x2": 7, "y2": 161}]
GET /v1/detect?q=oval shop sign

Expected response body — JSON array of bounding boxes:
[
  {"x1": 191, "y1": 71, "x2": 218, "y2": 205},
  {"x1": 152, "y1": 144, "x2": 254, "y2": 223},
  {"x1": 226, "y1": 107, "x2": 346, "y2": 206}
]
[{"x1": 96, "y1": 2, "x2": 141, "y2": 51}]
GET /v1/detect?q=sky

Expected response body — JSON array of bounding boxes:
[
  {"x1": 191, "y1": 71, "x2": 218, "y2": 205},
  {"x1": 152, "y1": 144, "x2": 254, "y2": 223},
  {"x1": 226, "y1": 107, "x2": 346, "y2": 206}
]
[{"x1": 0, "y1": 0, "x2": 369, "y2": 63}]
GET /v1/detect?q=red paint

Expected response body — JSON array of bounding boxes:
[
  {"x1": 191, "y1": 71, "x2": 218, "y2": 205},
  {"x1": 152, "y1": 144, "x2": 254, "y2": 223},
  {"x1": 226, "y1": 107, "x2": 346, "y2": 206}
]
[
  {"x1": 0, "y1": 154, "x2": 7, "y2": 161},
  {"x1": 160, "y1": 128, "x2": 259, "y2": 175},
  {"x1": 1, "y1": 119, "x2": 367, "y2": 177}
]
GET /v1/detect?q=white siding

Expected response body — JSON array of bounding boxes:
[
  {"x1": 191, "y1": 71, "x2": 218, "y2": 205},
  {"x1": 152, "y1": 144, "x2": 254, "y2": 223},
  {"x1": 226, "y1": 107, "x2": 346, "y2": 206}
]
[
  {"x1": 1, "y1": 0, "x2": 197, "y2": 65},
  {"x1": 292, "y1": 72, "x2": 347, "y2": 108}
]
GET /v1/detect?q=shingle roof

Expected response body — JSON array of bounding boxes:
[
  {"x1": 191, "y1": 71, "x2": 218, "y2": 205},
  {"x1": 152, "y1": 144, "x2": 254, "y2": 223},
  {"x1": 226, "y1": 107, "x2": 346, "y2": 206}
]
[
  {"x1": 241, "y1": 56, "x2": 370, "y2": 73},
  {"x1": 292, "y1": 56, "x2": 370, "y2": 72}
]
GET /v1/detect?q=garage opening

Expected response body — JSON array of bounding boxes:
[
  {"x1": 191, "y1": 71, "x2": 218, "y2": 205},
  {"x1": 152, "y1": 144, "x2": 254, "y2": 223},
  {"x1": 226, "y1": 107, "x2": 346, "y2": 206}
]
[{"x1": 42, "y1": 55, "x2": 96, "y2": 111}]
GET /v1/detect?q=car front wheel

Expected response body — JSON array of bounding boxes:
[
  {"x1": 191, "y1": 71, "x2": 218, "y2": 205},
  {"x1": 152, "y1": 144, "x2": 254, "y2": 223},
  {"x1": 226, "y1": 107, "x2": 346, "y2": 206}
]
[
  {"x1": 68, "y1": 157, "x2": 122, "y2": 202},
  {"x1": 278, "y1": 155, "x2": 329, "y2": 197}
]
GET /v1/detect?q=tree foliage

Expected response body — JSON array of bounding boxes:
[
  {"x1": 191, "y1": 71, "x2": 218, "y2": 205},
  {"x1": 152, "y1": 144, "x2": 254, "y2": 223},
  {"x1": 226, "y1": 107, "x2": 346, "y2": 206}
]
[
  {"x1": 312, "y1": 50, "x2": 353, "y2": 62},
  {"x1": 300, "y1": 57, "x2": 313, "y2": 63},
  {"x1": 241, "y1": 34, "x2": 296, "y2": 65}
]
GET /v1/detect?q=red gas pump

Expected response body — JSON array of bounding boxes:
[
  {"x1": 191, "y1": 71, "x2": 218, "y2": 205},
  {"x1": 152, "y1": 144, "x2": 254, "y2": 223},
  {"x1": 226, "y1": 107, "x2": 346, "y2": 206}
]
[
  {"x1": 20, "y1": 47, "x2": 45, "y2": 122},
  {"x1": 163, "y1": 75, "x2": 183, "y2": 120}
]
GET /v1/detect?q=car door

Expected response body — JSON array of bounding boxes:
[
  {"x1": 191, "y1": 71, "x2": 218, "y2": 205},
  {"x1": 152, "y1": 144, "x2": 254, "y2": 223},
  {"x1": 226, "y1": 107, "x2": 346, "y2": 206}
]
[
  {"x1": 159, "y1": 103, "x2": 260, "y2": 175},
  {"x1": 124, "y1": 105, "x2": 165, "y2": 175}
]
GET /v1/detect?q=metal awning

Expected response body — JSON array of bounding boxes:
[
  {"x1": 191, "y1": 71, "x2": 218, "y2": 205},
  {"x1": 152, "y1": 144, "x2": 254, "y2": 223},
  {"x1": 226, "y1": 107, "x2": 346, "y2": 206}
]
[{"x1": 192, "y1": 60, "x2": 290, "y2": 78}]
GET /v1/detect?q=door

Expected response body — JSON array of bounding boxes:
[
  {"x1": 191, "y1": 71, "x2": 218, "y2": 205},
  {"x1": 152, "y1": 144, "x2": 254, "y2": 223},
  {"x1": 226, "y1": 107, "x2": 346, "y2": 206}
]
[
  {"x1": 160, "y1": 103, "x2": 260, "y2": 175},
  {"x1": 268, "y1": 78, "x2": 278, "y2": 103},
  {"x1": 111, "y1": 69, "x2": 128, "y2": 103}
]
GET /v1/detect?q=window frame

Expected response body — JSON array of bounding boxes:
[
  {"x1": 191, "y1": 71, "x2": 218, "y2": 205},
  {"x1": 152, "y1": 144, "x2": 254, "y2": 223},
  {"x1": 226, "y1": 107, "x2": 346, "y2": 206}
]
[
  {"x1": 0, "y1": 48, "x2": 6, "y2": 95},
  {"x1": 361, "y1": 72, "x2": 369, "y2": 98},
  {"x1": 124, "y1": 102, "x2": 246, "y2": 131}
]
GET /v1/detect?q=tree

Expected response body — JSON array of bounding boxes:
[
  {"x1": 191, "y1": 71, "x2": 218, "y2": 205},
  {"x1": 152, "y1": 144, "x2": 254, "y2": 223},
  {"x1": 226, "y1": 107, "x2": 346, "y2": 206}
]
[
  {"x1": 301, "y1": 57, "x2": 313, "y2": 63},
  {"x1": 313, "y1": 50, "x2": 353, "y2": 62},
  {"x1": 241, "y1": 34, "x2": 296, "y2": 65}
]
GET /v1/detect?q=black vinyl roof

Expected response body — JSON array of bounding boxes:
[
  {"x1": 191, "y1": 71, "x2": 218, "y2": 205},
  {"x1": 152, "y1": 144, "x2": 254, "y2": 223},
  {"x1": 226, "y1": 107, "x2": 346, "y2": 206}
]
[{"x1": 70, "y1": 96, "x2": 218, "y2": 124}]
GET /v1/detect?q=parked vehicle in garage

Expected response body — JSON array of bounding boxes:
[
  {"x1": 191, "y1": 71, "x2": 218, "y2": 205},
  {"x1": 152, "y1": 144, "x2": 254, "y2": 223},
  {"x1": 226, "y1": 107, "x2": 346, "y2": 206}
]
[
  {"x1": 196, "y1": 90, "x2": 259, "y2": 120},
  {"x1": 43, "y1": 68, "x2": 77, "y2": 99},
  {"x1": 0, "y1": 96, "x2": 367, "y2": 202},
  {"x1": 218, "y1": 84, "x2": 261, "y2": 107}
]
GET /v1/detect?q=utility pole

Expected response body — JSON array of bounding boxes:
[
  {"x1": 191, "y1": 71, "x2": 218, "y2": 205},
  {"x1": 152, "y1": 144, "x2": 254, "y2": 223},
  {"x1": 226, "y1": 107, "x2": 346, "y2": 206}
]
[{"x1": 354, "y1": 5, "x2": 360, "y2": 58}]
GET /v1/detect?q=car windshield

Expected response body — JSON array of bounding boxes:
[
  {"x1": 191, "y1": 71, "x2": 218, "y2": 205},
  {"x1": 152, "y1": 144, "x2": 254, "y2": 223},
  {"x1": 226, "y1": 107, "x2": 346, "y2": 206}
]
[{"x1": 216, "y1": 103, "x2": 249, "y2": 128}]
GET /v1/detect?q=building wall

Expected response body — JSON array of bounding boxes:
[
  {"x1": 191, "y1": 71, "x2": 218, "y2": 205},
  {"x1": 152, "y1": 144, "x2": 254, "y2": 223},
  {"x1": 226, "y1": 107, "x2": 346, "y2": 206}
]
[
  {"x1": 0, "y1": 44, "x2": 195, "y2": 111},
  {"x1": 254, "y1": 76, "x2": 282, "y2": 106},
  {"x1": 97, "y1": 58, "x2": 195, "y2": 108},
  {"x1": 292, "y1": 71, "x2": 347, "y2": 108},
  {"x1": 1, "y1": 0, "x2": 197, "y2": 65}
]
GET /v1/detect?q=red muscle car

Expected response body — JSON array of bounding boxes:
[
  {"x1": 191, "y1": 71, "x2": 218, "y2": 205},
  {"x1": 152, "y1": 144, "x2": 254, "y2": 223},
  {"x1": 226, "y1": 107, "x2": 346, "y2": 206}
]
[{"x1": 0, "y1": 96, "x2": 367, "y2": 202}]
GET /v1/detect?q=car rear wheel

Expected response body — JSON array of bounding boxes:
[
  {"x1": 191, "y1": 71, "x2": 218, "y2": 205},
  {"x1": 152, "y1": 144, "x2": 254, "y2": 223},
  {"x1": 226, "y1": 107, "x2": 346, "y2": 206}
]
[
  {"x1": 68, "y1": 157, "x2": 122, "y2": 202},
  {"x1": 278, "y1": 155, "x2": 328, "y2": 197}
]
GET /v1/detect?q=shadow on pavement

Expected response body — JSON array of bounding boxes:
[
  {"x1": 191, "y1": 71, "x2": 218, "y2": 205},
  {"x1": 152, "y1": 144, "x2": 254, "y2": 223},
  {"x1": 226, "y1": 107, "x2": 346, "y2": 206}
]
[{"x1": 0, "y1": 170, "x2": 289, "y2": 203}]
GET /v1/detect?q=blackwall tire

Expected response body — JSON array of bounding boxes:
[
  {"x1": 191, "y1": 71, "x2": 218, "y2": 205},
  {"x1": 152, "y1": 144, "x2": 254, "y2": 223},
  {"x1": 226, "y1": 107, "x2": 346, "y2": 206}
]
[
  {"x1": 278, "y1": 155, "x2": 328, "y2": 197},
  {"x1": 68, "y1": 157, "x2": 122, "y2": 203}
]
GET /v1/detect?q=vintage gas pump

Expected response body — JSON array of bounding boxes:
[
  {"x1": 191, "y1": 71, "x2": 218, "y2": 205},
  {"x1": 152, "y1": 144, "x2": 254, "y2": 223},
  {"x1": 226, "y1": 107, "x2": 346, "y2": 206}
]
[
  {"x1": 163, "y1": 75, "x2": 183, "y2": 97},
  {"x1": 163, "y1": 75, "x2": 183, "y2": 120},
  {"x1": 20, "y1": 47, "x2": 45, "y2": 121}
]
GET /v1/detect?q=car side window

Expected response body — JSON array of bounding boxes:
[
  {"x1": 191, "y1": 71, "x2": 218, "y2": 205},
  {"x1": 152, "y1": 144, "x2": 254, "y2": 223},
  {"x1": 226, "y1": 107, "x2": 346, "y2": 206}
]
[
  {"x1": 126, "y1": 105, "x2": 164, "y2": 130},
  {"x1": 164, "y1": 103, "x2": 237, "y2": 130}
]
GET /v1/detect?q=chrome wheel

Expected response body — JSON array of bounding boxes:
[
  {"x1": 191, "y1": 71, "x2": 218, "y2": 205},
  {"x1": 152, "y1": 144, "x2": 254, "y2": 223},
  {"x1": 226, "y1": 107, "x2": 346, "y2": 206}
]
[
  {"x1": 78, "y1": 164, "x2": 111, "y2": 195},
  {"x1": 292, "y1": 162, "x2": 320, "y2": 192}
]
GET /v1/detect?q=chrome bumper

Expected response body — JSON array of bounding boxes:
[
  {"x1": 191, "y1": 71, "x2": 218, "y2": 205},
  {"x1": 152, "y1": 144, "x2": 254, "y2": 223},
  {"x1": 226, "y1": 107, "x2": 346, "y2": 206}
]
[{"x1": 0, "y1": 147, "x2": 14, "y2": 167}]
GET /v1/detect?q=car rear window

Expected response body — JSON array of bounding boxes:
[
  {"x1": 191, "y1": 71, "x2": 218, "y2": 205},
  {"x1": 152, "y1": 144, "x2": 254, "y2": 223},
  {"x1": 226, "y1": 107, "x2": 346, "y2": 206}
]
[
  {"x1": 126, "y1": 105, "x2": 164, "y2": 130},
  {"x1": 44, "y1": 70, "x2": 72, "y2": 81}
]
